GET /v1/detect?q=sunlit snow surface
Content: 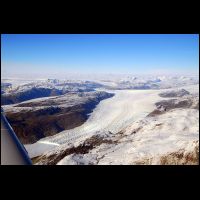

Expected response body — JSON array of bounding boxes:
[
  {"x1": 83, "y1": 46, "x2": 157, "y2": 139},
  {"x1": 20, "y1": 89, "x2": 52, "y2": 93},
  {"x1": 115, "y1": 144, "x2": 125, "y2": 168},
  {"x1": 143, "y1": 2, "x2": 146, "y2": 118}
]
[{"x1": 25, "y1": 84, "x2": 199, "y2": 163}]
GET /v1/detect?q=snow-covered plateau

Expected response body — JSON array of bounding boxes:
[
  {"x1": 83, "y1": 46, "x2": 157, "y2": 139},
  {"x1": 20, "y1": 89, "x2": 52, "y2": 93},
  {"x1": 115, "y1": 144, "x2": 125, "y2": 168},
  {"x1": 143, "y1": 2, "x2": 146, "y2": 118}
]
[{"x1": 1, "y1": 76, "x2": 199, "y2": 165}]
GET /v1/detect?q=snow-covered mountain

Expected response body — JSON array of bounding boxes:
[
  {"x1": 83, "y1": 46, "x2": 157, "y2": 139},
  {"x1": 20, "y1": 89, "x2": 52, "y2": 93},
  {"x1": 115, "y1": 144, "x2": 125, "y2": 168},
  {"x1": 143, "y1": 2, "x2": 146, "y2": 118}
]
[
  {"x1": 2, "y1": 75, "x2": 199, "y2": 95},
  {"x1": 1, "y1": 79, "x2": 105, "y2": 105},
  {"x1": 97, "y1": 75, "x2": 199, "y2": 90}
]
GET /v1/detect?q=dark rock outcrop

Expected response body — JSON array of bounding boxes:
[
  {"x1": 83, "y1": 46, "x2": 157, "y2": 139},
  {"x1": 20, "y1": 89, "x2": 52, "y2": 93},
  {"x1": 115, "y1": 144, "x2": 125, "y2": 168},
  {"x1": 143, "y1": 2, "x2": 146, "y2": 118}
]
[
  {"x1": 32, "y1": 134, "x2": 115, "y2": 165},
  {"x1": 148, "y1": 98, "x2": 194, "y2": 117},
  {"x1": 1, "y1": 87, "x2": 65, "y2": 105},
  {"x1": 4, "y1": 92, "x2": 114, "y2": 144},
  {"x1": 159, "y1": 89, "x2": 190, "y2": 98}
]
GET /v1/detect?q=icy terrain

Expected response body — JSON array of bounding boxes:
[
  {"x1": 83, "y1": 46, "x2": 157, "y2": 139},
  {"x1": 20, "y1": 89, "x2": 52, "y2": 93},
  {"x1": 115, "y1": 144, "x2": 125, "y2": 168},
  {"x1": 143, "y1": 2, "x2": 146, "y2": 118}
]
[
  {"x1": 25, "y1": 84, "x2": 199, "y2": 165},
  {"x1": 1, "y1": 75, "x2": 199, "y2": 165}
]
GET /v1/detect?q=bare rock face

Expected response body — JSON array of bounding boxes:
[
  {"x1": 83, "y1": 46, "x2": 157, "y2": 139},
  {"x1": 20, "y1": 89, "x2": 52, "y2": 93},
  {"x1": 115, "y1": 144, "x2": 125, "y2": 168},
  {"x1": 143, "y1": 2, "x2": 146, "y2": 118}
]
[
  {"x1": 159, "y1": 141, "x2": 199, "y2": 165},
  {"x1": 159, "y1": 89, "x2": 190, "y2": 98},
  {"x1": 133, "y1": 141, "x2": 199, "y2": 165},
  {"x1": 1, "y1": 88, "x2": 64, "y2": 105},
  {"x1": 3, "y1": 91, "x2": 114, "y2": 144},
  {"x1": 194, "y1": 102, "x2": 199, "y2": 110},
  {"x1": 32, "y1": 134, "x2": 115, "y2": 165},
  {"x1": 148, "y1": 97, "x2": 198, "y2": 117},
  {"x1": 5, "y1": 106, "x2": 86, "y2": 144}
]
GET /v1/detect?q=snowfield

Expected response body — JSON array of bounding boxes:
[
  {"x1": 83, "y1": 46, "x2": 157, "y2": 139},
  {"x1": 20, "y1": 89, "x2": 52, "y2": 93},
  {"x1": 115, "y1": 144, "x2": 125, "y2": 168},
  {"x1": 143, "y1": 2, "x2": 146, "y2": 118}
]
[{"x1": 56, "y1": 108, "x2": 199, "y2": 165}]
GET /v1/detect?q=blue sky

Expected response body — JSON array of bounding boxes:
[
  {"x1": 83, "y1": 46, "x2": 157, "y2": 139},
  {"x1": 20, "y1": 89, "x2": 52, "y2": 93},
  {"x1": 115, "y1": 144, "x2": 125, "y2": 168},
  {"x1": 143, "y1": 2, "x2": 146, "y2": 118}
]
[{"x1": 1, "y1": 34, "x2": 199, "y2": 77}]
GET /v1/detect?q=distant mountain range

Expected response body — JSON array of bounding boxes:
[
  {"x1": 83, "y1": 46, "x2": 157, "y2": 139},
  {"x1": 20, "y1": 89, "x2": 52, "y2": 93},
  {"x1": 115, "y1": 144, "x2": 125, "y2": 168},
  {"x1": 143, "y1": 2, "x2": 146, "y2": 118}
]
[{"x1": 1, "y1": 76, "x2": 199, "y2": 105}]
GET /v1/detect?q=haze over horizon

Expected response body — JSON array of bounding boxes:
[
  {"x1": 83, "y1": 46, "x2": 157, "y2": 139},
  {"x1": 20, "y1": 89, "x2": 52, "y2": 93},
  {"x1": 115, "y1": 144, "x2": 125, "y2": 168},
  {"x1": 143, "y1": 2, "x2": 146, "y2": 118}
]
[{"x1": 1, "y1": 34, "x2": 199, "y2": 79}]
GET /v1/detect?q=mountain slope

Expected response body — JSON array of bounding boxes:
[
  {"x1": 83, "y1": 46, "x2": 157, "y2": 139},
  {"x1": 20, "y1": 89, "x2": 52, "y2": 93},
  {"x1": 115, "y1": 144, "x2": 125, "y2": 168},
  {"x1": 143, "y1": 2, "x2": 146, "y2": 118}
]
[{"x1": 3, "y1": 91, "x2": 114, "y2": 144}]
